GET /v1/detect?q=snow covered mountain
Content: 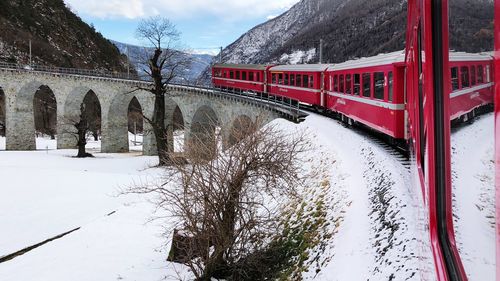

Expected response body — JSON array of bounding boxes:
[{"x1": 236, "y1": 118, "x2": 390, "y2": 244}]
[
  {"x1": 197, "y1": 0, "x2": 493, "y2": 84},
  {"x1": 222, "y1": 0, "x2": 493, "y2": 65},
  {"x1": 112, "y1": 41, "x2": 213, "y2": 83}
]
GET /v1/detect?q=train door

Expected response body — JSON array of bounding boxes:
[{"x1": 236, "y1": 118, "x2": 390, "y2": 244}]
[
  {"x1": 406, "y1": 0, "x2": 469, "y2": 280},
  {"x1": 495, "y1": 1, "x2": 500, "y2": 280}
]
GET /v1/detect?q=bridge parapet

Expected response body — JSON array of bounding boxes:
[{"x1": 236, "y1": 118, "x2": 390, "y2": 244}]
[{"x1": 0, "y1": 63, "x2": 307, "y2": 124}]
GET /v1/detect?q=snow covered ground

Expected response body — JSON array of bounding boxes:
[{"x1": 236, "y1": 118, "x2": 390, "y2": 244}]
[
  {"x1": 452, "y1": 113, "x2": 496, "y2": 281},
  {"x1": 0, "y1": 113, "x2": 492, "y2": 280}
]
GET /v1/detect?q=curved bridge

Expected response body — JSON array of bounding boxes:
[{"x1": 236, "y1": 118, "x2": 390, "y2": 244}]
[{"x1": 0, "y1": 64, "x2": 306, "y2": 155}]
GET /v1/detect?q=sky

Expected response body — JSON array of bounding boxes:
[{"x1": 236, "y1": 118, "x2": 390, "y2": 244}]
[{"x1": 63, "y1": 0, "x2": 300, "y2": 55}]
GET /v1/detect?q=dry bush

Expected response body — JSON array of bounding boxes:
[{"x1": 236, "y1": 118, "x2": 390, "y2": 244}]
[{"x1": 129, "y1": 117, "x2": 316, "y2": 280}]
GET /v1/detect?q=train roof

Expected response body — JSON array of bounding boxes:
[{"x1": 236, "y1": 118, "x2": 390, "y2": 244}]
[
  {"x1": 329, "y1": 51, "x2": 406, "y2": 71},
  {"x1": 269, "y1": 64, "x2": 332, "y2": 72},
  {"x1": 449, "y1": 51, "x2": 493, "y2": 62},
  {"x1": 330, "y1": 50, "x2": 493, "y2": 71},
  {"x1": 212, "y1": 64, "x2": 270, "y2": 70}
]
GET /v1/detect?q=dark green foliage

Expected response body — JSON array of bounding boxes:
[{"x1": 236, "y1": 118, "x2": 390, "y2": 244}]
[{"x1": 0, "y1": 0, "x2": 128, "y2": 71}]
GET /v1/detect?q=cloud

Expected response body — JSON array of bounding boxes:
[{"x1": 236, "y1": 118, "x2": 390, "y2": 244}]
[{"x1": 64, "y1": 0, "x2": 299, "y2": 20}]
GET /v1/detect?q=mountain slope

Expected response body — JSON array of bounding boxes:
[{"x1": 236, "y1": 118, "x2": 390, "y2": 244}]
[
  {"x1": 0, "y1": 0, "x2": 128, "y2": 71},
  {"x1": 220, "y1": 0, "x2": 493, "y2": 66},
  {"x1": 113, "y1": 41, "x2": 213, "y2": 83}
]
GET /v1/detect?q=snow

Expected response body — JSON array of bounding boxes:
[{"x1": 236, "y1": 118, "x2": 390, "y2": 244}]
[
  {"x1": 452, "y1": 113, "x2": 496, "y2": 281},
  {"x1": 279, "y1": 48, "x2": 317, "y2": 64},
  {"x1": 0, "y1": 113, "x2": 493, "y2": 280}
]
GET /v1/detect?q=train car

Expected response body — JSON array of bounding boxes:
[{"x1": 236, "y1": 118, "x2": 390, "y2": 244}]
[
  {"x1": 267, "y1": 64, "x2": 330, "y2": 107},
  {"x1": 211, "y1": 64, "x2": 272, "y2": 93},
  {"x1": 324, "y1": 51, "x2": 407, "y2": 139},
  {"x1": 449, "y1": 52, "x2": 494, "y2": 121},
  {"x1": 323, "y1": 51, "x2": 493, "y2": 141}
]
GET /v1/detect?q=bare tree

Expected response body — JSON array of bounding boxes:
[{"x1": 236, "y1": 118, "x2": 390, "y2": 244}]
[
  {"x1": 61, "y1": 93, "x2": 102, "y2": 158},
  {"x1": 127, "y1": 117, "x2": 314, "y2": 280},
  {"x1": 134, "y1": 16, "x2": 190, "y2": 165}
]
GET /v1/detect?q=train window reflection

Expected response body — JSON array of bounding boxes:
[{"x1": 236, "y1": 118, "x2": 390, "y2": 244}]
[
  {"x1": 339, "y1": 74, "x2": 344, "y2": 93},
  {"x1": 303, "y1": 75, "x2": 309, "y2": 89},
  {"x1": 470, "y1": 66, "x2": 476, "y2": 86},
  {"x1": 346, "y1": 74, "x2": 352, "y2": 94},
  {"x1": 477, "y1": 65, "x2": 484, "y2": 84},
  {"x1": 374, "y1": 72, "x2": 385, "y2": 100},
  {"x1": 362, "y1": 73, "x2": 371, "y2": 97},
  {"x1": 461, "y1": 66, "x2": 470, "y2": 88},
  {"x1": 354, "y1": 74, "x2": 360, "y2": 95},
  {"x1": 388, "y1": 71, "x2": 393, "y2": 102},
  {"x1": 451, "y1": 67, "x2": 459, "y2": 91}
]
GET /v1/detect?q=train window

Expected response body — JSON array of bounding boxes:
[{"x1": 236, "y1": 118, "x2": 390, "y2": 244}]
[
  {"x1": 451, "y1": 67, "x2": 459, "y2": 91},
  {"x1": 290, "y1": 74, "x2": 295, "y2": 86},
  {"x1": 374, "y1": 72, "x2": 385, "y2": 100},
  {"x1": 460, "y1": 66, "x2": 470, "y2": 88},
  {"x1": 242, "y1": 71, "x2": 247, "y2": 81},
  {"x1": 303, "y1": 75, "x2": 309, "y2": 88},
  {"x1": 272, "y1": 73, "x2": 277, "y2": 84},
  {"x1": 334, "y1": 75, "x2": 338, "y2": 92},
  {"x1": 362, "y1": 73, "x2": 371, "y2": 97},
  {"x1": 278, "y1": 73, "x2": 283, "y2": 84},
  {"x1": 223, "y1": 71, "x2": 227, "y2": 78},
  {"x1": 236, "y1": 71, "x2": 241, "y2": 80},
  {"x1": 249, "y1": 72, "x2": 254, "y2": 81},
  {"x1": 309, "y1": 75, "x2": 314, "y2": 88},
  {"x1": 486, "y1": 65, "x2": 491, "y2": 83},
  {"x1": 284, "y1": 73, "x2": 289, "y2": 85},
  {"x1": 477, "y1": 65, "x2": 484, "y2": 83},
  {"x1": 257, "y1": 72, "x2": 260, "y2": 82},
  {"x1": 388, "y1": 71, "x2": 393, "y2": 102},
  {"x1": 296, "y1": 75, "x2": 302, "y2": 87},
  {"x1": 230, "y1": 71, "x2": 234, "y2": 79},
  {"x1": 339, "y1": 74, "x2": 345, "y2": 93},
  {"x1": 354, "y1": 74, "x2": 360, "y2": 95},
  {"x1": 470, "y1": 66, "x2": 476, "y2": 86},
  {"x1": 346, "y1": 74, "x2": 352, "y2": 94}
]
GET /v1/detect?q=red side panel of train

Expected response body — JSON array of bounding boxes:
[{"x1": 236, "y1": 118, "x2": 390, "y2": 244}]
[
  {"x1": 324, "y1": 52, "x2": 407, "y2": 139},
  {"x1": 267, "y1": 65, "x2": 328, "y2": 106},
  {"x1": 212, "y1": 64, "x2": 270, "y2": 93},
  {"x1": 448, "y1": 57, "x2": 494, "y2": 120}
]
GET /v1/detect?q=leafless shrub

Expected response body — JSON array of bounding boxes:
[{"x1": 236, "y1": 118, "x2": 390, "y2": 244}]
[{"x1": 127, "y1": 117, "x2": 316, "y2": 280}]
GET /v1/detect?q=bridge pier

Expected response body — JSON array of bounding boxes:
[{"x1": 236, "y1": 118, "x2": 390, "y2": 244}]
[
  {"x1": 6, "y1": 83, "x2": 39, "y2": 151},
  {"x1": 0, "y1": 68, "x2": 296, "y2": 155},
  {"x1": 101, "y1": 112, "x2": 129, "y2": 153}
]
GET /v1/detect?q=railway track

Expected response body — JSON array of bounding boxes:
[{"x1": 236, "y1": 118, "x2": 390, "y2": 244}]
[{"x1": 299, "y1": 103, "x2": 410, "y2": 166}]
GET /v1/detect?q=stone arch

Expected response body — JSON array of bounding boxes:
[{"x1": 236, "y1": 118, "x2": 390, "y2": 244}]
[
  {"x1": 102, "y1": 91, "x2": 142, "y2": 153},
  {"x1": 128, "y1": 96, "x2": 143, "y2": 151},
  {"x1": 0, "y1": 87, "x2": 5, "y2": 150},
  {"x1": 227, "y1": 114, "x2": 254, "y2": 147},
  {"x1": 33, "y1": 85, "x2": 57, "y2": 147},
  {"x1": 7, "y1": 81, "x2": 57, "y2": 150},
  {"x1": 171, "y1": 105, "x2": 185, "y2": 153},
  {"x1": 58, "y1": 87, "x2": 102, "y2": 150},
  {"x1": 188, "y1": 104, "x2": 220, "y2": 159}
]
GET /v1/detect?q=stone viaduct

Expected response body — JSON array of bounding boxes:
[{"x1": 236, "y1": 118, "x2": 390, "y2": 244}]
[{"x1": 0, "y1": 67, "x2": 305, "y2": 155}]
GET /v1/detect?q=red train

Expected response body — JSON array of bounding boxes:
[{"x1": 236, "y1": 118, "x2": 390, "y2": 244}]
[
  {"x1": 214, "y1": 1, "x2": 500, "y2": 279},
  {"x1": 212, "y1": 51, "x2": 494, "y2": 143}
]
